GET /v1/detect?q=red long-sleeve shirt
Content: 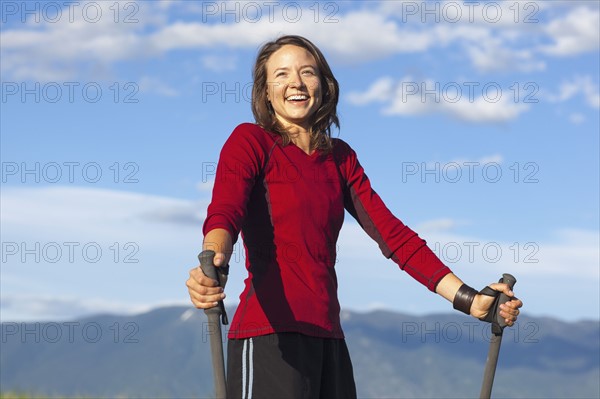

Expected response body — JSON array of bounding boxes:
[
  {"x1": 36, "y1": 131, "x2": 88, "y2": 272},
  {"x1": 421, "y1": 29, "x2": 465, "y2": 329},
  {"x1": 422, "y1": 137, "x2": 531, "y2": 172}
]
[{"x1": 203, "y1": 123, "x2": 452, "y2": 339}]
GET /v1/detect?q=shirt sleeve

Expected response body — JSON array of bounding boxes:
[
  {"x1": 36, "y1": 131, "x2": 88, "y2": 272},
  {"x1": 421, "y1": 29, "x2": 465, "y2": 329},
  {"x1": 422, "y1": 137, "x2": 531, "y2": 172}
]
[
  {"x1": 334, "y1": 140, "x2": 452, "y2": 292},
  {"x1": 202, "y1": 124, "x2": 266, "y2": 243}
]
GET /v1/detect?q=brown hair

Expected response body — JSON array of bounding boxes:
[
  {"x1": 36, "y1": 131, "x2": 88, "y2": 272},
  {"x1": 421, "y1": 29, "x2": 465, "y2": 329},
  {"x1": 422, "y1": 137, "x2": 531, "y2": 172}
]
[{"x1": 251, "y1": 35, "x2": 340, "y2": 152}]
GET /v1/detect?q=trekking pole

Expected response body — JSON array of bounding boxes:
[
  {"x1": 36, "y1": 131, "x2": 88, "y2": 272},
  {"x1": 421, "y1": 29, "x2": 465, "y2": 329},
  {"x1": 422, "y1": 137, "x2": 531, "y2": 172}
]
[
  {"x1": 198, "y1": 250, "x2": 228, "y2": 399},
  {"x1": 479, "y1": 273, "x2": 517, "y2": 399}
]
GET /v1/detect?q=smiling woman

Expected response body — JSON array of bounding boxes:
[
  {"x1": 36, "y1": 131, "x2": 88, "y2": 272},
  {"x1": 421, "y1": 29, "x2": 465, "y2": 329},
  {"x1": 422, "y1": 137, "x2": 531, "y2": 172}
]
[
  {"x1": 251, "y1": 35, "x2": 339, "y2": 153},
  {"x1": 186, "y1": 34, "x2": 522, "y2": 399},
  {"x1": 266, "y1": 46, "x2": 322, "y2": 142}
]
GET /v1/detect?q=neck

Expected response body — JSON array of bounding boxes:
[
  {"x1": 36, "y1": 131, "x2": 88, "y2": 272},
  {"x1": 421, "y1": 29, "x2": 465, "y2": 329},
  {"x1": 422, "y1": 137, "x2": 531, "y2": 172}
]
[
  {"x1": 280, "y1": 122, "x2": 312, "y2": 154},
  {"x1": 280, "y1": 120, "x2": 313, "y2": 155},
  {"x1": 289, "y1": 131, "x2": 312, "y2": 154}
]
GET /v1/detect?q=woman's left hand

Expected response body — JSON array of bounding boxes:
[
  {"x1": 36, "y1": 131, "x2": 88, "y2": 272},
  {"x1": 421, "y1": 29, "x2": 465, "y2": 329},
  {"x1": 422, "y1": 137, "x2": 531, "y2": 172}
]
[{"x1": 471, "y1": 283, "x2": 523, "y2": 327}]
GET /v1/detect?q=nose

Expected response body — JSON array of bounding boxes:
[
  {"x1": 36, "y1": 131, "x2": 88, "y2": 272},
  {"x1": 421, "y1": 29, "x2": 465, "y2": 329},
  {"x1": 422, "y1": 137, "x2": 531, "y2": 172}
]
[{"x1": 289, "y1": 71, "x2": 306, "y2": 88}]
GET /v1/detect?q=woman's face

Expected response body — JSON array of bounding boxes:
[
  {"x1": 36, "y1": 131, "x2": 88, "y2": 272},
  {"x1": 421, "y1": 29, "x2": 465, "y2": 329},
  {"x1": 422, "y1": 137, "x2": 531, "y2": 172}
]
[{"x1": 265, "y1": 44, "x2": 322, "y2": 132}]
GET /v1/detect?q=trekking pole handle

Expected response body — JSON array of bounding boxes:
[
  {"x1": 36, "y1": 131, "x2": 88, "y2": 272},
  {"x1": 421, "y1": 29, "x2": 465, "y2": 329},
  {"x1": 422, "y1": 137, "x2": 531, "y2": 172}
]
[
  {"x1": 198, "y1": 250, "x2": 228, "y2": 323},
  {"x1": 496, "y1": 273, "x2": 517, "y2": 330},
  {"x1": 199, "y1": 250, "x2": 219, "y2": 283}
]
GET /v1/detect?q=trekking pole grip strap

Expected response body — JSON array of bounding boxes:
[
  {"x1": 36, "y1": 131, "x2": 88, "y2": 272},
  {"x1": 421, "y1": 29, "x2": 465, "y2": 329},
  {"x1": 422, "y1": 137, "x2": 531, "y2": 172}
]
[
  {"x1": 453, "y1": 284, "x2": 478, "y2": 315},
  {"x1": 479, "y1": 273, "x2": 517, "y2": 334}
]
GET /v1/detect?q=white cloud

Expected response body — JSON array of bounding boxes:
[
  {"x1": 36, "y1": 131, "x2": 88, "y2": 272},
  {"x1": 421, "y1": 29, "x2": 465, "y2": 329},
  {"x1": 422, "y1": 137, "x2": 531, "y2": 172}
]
[
  {"x1": 351, "y1": 76, "x2": 530, "y2": 123},
  {"x1": 155, "y1": 0, "x2": 180, "y2": 11},
  {"x1": 337, "y1": 220, "x2": 600, "y2": 280},
  {"x1": 536, "y1": 229, "x2": 600, "y2": 278},
  {"x1": 377, "y1": 0, "x2": 556, "y2": 28},
  {"x1": 569, "y1": 113, "x2": 586, "y2": 125},
  {"x1": 1, "y1": 1, "x2": 595, "y2": 81},
  {"x1": 335, "y1": 220, "x2": 599, "y2": 320},
  {"x1": 310, "y1": 10, "x2": 437, "y2": 60},
  {"x1": 138, "y1": 76, "x2": 179, "y2": 97},
  {"x1": 465, "y1": 38, "x2": 546, "y2": 73},
  {"x1": 0, "y1": 186, "x2": 211, "y2": 321},
  {"x1": 346, "y1": 77, "x2": 394, "y2": 105},
  {"x1": 1, "y1": 186, "x2": 205, "y2": 238},
  {"x1": 145, "y1": 10, "x2": 437, "y2": 62},
  {"x1": 196, "y1": 180, "x2": 215, "y2": 193},
  {"x1": 375, "y1": 1, "x2": 551, "y2": 73},
  {"x1": 415, "y1": 218, "x2": 460, "y2": 233},
  {"x1": 1, "y1": 187, "x2": 598, "y2": 321},
  {"x1": 0, "y1": 293, "x2": 158, "y2": 322},
  {"x1": 548, "y1": 75, "x2": 600, "y2": 109},
  {"x1": 420, "y1": 227, "x2": 600, "y2": 280},
  {"x1": 440, "y1": 94, "x2": 530, "y2": 123},
  {"x1": 541, "y1": 6, "x2": 600, "y2": 56},
  {"x1": 201, "y1": 54, "x2": 238, "y2": 72},
  {"x1": 474, "y1": 154, "x2": 503, "y2": 165},
  {"x1": 415, "y1": 22, "x2": 548, "y2": 74},
  {"x1": 1, "y1": 2, "x2": 153, "y2": 81}
]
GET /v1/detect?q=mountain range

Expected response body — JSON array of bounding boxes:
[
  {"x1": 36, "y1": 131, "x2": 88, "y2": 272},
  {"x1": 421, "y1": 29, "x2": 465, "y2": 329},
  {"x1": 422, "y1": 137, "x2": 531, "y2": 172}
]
[{"x1": 1, "y1": 306, "x2": 598, "y2": 398}]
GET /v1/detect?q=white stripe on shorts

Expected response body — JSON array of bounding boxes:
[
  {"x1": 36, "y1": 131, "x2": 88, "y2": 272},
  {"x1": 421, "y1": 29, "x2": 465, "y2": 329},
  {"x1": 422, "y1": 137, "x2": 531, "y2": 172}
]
[
  {"x1": 248, "y1": 338, "x2": 254, "y2": 399},
  {"x1": 241, "y1": 338, "x2": 254, "y2": 399}
]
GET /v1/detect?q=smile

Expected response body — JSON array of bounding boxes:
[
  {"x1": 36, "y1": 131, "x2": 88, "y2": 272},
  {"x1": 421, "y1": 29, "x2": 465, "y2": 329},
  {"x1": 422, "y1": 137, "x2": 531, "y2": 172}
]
[{"x1": 286, "y1": 94, "x2": 309, "y2": 101}]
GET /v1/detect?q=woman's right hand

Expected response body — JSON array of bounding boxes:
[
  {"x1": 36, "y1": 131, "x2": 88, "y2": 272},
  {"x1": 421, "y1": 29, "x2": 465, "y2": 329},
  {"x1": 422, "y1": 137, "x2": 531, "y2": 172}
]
[
  {"x1": 187, "y1": 229, "x2": 233, "y2": 309},
  {"x1": 186, "y1": 254, "x2": 227, "y2": 309}
]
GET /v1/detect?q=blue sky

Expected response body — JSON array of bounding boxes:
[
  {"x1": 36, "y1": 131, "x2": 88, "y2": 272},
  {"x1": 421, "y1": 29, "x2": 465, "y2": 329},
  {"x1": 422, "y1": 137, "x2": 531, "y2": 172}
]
[{"x1": 1, "y1": 0, "x2": 598, "y2": 322}]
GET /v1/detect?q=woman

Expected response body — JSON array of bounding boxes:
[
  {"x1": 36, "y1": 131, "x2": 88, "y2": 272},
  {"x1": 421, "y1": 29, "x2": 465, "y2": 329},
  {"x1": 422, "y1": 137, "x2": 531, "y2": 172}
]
[{"x1": 186, "y1": 35, "x2": 522, "y2": 398}]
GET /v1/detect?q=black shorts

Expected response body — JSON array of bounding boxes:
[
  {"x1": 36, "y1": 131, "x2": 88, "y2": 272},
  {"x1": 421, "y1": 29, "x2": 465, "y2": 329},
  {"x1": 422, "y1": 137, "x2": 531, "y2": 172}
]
[{"x1": 226, "y1": 333, "x2": 357, "y2": 399}]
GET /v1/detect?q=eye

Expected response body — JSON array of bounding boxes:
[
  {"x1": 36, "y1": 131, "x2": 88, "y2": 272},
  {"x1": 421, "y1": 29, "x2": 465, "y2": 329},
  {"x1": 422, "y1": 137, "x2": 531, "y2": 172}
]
[
  {"x1": 302, "y1": 69, "x2": 315, "y2": 76},
  {"x1": 275, "y1": 71, "x2": 287, "y2": 78}
]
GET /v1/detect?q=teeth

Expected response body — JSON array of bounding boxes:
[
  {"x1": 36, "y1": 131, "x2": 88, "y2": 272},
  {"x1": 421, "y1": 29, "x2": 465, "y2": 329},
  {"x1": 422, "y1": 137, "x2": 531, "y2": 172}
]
[{"x1": 286, "y1": 94, "x2": 308, "y2": 101}]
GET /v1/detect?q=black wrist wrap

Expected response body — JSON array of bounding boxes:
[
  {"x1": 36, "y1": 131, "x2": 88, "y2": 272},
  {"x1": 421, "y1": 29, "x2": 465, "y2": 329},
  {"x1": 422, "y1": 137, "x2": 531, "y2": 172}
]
[{"x1": 453, "y1": 284, "x2": 479, "y2": 315}]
